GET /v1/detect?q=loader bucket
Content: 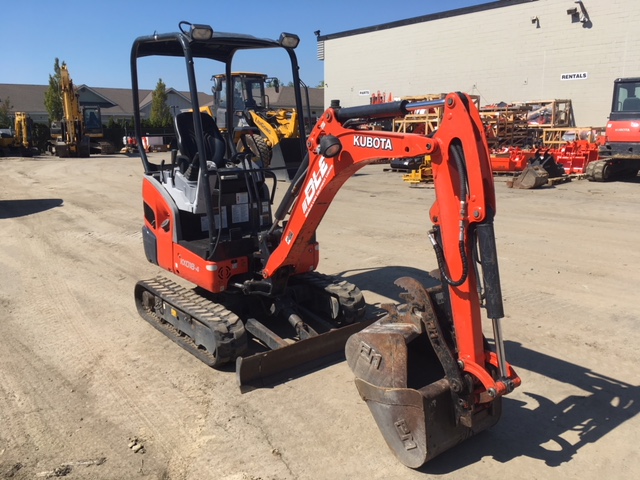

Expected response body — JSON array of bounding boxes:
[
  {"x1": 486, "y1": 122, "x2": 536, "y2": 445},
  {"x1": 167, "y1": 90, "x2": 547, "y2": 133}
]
[
  {"x1": 345, "y1": 278, "x2": 502, "y2": 467},
  {"x1": 269, "y1": 138, "x2": 305, "y2": 182}
]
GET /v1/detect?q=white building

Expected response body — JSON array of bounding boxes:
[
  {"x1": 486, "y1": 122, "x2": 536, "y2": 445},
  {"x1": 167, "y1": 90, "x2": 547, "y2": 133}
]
[{"x1": 317, "y1": 0, "x2": 640, "y2": 126}]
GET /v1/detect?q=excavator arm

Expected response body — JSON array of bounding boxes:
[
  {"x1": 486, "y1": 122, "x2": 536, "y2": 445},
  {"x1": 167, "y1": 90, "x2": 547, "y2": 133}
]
[
  {"x1": 60, "y1": 64, "x2": 82, "y2": 147},
  {"x1": 263, "y1": 93, "x2": 520, "y2": 467},
  {"x1": 54, "y1": 64, "x2": 90, "y2": 157}
]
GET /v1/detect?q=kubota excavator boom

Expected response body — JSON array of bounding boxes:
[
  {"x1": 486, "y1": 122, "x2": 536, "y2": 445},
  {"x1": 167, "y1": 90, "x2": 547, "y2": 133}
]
[
  {"x1": 264, "y1": 91, "x2": 521, "y2": 467},
  {"x1": 331, "y1": 94, "x2": 521, "y2": 467},
  {"x1": 130, "y1": 21, "x2": 519, "y2": 468}
]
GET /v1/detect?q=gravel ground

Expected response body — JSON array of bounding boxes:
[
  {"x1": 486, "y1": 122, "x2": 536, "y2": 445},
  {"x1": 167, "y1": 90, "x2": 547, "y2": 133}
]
[{"x1": 0, "y1": 153, "x2": 638, "y2": 479}]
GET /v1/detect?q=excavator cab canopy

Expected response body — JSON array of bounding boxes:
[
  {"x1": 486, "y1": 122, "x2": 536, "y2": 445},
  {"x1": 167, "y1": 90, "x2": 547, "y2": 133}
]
[
  {"x1": 132, "y1": 21, "x2": 299, "y2": 61},
  {"x1": 610, "y1": 77, "x2": 640, "y2": 120},
  {"x1": 130, "y1": 21, "x2": 306, "y2": 173}
]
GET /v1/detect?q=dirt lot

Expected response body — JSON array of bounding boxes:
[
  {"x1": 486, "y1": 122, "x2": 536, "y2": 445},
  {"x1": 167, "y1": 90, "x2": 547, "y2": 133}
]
[{"x1": 0, "y1": 153, "x2": 638, "y2": 480}]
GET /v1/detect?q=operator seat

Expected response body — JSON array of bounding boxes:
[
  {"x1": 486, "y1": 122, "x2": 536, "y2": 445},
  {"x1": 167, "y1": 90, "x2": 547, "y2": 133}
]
[
  {"x1": 174, "y1": 111, "x2": 226, "y2": 171},
  {"x1": 622, "y1": 96, "x2": 640, "y2": 111}
]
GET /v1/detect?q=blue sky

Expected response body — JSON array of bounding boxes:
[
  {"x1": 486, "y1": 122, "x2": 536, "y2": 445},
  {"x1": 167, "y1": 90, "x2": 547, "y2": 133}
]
[{"x1": 4, "y1": 0, "x2": 490, "y2": 91}]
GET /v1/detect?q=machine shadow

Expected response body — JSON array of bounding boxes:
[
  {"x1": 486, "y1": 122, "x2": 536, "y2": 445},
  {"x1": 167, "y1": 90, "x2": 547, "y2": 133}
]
[
  {"x1": 0, "y1": 198, "x2": 63, "y2": 219},
  {"x1": 618, "y1": 175, "x2": 640, "y2": 184},
  {"x1": 334, "y1": 266, "x2": 638, "y2": 471},
  {"x1": 422, "y1": 340, "x2": 639, "y2": 472},
  {"x1": 334, "y1": 266, "x2": 441, "y2": 303}
]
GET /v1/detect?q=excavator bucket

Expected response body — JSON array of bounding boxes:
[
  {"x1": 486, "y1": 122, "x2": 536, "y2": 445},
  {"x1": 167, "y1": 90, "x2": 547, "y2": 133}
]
[
  {"x1": 345, "y1": 278, "x2": 502, "y2": 468},
  {"x1": 506, "y1": 165, "x2": 549, "y2": 189}
]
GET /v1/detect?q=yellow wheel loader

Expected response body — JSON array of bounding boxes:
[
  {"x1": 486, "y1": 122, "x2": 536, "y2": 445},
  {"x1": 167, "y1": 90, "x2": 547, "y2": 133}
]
[{"x1": 206, "y1": 72, "x2": 304, "y2": 180}]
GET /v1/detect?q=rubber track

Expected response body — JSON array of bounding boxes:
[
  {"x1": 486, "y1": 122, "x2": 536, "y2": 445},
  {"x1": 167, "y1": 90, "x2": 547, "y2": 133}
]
[
  {"x1": 135, "y1": 277, "x2": 247, "y2": 367},
  {"x1": 585, "y1": 159, "x2": 607, "y2": 182},
  {"x1": 292, "y1": 272, "x2": 366, "y2": 323}
]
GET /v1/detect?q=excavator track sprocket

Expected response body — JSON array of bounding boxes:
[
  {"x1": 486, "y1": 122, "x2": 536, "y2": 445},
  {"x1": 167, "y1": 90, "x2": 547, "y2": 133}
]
[{"x1": 134, "y1": 277, "x2": 248, "y2": 367}]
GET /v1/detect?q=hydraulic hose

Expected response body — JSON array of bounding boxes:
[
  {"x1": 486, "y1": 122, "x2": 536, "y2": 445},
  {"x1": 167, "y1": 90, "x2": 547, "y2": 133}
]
[{"x1": 430, "y1": 140, "x2": 470, "y2": 287}]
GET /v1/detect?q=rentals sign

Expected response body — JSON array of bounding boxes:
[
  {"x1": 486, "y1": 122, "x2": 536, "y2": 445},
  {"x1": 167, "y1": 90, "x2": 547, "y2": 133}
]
[{"x1": 561, "y1": 72, "x2": 588, "y2": 81}]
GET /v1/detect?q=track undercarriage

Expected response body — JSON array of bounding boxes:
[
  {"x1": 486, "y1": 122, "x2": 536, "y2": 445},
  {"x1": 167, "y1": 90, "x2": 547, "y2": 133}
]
[
  {"x1": 585, "y1": 156, "x2": 640, "y2": 181},
  {"x1": 135, "y1": 271, "x2": 371, "y2": 390}
]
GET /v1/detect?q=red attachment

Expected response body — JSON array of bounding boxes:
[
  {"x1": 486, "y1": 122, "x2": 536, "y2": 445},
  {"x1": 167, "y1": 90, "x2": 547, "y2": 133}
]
[
  {"x1": 490, "y1": 147, "x2": 536, "y2": 173},
  {"x1": 555, "y1": 140, "x2": 600, "y2": 174},
  {"x1": 369, "y1": 91, "x2": 394, "y2": 104},
  {"x1": 490, "y1": 141, "x2": 601, "y2": 175}
]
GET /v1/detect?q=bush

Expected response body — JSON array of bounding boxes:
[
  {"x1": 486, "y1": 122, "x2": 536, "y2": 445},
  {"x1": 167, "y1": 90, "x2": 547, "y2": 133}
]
[{"x1": 103, "y1": 126, "x2": 126, "y2": 150}]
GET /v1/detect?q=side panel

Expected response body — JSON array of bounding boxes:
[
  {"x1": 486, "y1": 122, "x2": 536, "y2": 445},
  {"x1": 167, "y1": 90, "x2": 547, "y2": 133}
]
[
  {"x1": 142, "y1": 176, "x2": 176, "y2": 272},
  {"x1": 142, "y1": 225, "x2": 158, "y2": 264}
]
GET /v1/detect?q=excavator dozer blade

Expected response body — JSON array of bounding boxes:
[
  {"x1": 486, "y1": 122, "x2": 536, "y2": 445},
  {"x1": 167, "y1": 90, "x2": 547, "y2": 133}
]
[
  {"x1": 237, "y1": 318, "x2": 376, "y2": 393},
  {"x1": 345, "y1": 278, "x2": 502, "y2": 468}
]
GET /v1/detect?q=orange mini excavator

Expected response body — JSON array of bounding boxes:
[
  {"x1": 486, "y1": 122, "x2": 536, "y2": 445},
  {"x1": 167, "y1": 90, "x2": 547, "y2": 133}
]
[
  {"x1": 587, "y1": 77, "x2": 640, "y2": 181},
  {"x1": 130, "y1": 21, "x2": 520, "y2": 467}
]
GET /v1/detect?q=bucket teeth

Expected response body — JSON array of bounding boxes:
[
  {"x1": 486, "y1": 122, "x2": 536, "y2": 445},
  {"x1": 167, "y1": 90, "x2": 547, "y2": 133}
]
[{"x1": 394, "y1": 276, "x2": 431, "y2": 309}]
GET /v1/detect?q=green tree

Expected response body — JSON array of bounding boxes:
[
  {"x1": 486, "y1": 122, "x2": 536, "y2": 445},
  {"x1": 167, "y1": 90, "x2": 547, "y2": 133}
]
[
  {"x1": 0, "y1": 97, "x2": 13, "y2": 128},
  {"x1": 44, "y1": 58, "x2": 64, "y2": 123},
  {"x1": 149, "y1": 79, "x2": 172, "y2": 127}
]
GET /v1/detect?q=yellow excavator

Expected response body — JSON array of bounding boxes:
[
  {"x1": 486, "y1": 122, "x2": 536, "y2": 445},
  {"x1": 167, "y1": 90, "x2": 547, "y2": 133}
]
[
  {"x1": 49, "y1": 64, "x2": 114, "y2": 157},
  {"x1": 0, "y1": 112, "x2": 38, "y2": 157}
]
